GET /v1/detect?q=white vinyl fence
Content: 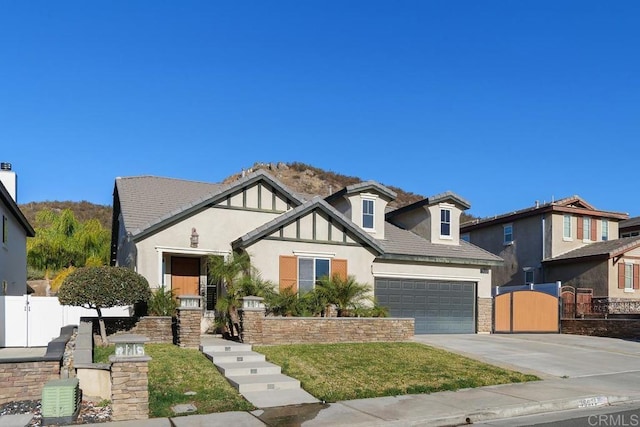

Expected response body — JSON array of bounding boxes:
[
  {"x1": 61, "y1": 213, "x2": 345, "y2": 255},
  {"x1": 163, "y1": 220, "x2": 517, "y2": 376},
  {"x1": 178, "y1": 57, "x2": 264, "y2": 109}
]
[{"x1": 0, "y1": 295, "x2": 131, "y2": 347}]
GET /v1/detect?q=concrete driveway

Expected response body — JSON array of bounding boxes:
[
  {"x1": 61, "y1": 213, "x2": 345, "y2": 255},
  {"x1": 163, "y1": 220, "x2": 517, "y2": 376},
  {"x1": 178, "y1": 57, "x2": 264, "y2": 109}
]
[{"x1": 413, "y1": 333, "x2": 640, "y2": 379}]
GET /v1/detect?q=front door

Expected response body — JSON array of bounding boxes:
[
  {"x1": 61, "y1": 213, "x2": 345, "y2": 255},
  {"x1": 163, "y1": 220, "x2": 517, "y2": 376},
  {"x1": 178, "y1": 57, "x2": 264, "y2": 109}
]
[{"x1": 171, "y1": 257, "x2": 200, "y2": 297}]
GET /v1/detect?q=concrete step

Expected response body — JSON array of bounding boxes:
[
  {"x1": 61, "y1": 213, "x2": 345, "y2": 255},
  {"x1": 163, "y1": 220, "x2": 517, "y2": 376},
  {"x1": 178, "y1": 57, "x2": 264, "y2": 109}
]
[
  {"x1": 244, "y1": 389, "x2": 320, "y2": 408},
  {"x1": 204, "y1": 351, "x2": 266, "y2": 364},
  {"x1": 227, "y1": 374, "x2": 300, "y2": 393},
  {"x1": 200, "y1": 342, "x2": 253, "y2": 354},
  {"x1": 215, "y1": 360, "x2": 281, "y2": 377}
]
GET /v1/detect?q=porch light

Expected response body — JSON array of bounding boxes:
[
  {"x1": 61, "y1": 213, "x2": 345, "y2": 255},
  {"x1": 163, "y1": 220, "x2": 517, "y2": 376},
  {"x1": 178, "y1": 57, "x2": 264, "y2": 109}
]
[
  {"x1": 178, "y1": 295, "x2": 202, "y2": 308},
  {"x1": 109, "y1": 334, "x2": 148, "y2": 359},
  {"x1": 190, "y1": 228, "x2": 199, "y2": 248}
]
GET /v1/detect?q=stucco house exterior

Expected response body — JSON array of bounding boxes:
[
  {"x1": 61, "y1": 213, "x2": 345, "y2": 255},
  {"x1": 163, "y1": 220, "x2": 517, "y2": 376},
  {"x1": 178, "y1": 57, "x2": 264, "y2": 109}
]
[
  {"x1": 110, "y1": 169, "x2": 502, "y2": 334},
  {"x1": 460, "y1": 196, "x2": 639, "y2": 306},
  {"x1": 0, "y1": 163, "x2": 35, "y2": 296}
]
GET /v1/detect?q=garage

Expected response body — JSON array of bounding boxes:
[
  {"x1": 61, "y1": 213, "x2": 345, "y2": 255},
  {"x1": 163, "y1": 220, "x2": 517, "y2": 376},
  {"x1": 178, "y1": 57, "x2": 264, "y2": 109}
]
[{"x1": 375, "y1": 278, "x2": 476, "y2": 334}]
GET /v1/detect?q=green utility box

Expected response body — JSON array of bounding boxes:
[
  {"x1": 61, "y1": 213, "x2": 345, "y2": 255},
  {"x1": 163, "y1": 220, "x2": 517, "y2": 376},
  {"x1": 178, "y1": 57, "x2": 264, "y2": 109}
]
[{"x1": 41, "y1": 377, "x2": 81, "y2": 426}]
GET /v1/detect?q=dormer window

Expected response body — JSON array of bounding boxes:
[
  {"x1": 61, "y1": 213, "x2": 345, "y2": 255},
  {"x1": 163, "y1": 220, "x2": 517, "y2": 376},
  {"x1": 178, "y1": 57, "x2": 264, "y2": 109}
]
[
  {"x1": 362, "y1": 199, "x2": 374, "y2": 229},
  {"x1": 440, "y1": 208, "x2": 451, "y2": 237}
]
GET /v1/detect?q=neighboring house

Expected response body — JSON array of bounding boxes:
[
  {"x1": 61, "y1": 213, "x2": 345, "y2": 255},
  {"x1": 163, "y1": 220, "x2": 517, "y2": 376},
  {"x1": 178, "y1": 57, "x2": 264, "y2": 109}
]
[
  {"x1": 0, "y1": 163, "x2": 35, "y2": 296},
  {"x1": 620, "y1": 216, "x2": 640, "y2": 238},
  {"x1": 111, "y1": 170, "x2": 502, "y2": 334},
  {"x1": 543, "y1": 236, "x2": 640, "y2": 305},
  {"x1": 460, "y1": 196, "x2": 630, "y2": 295}
]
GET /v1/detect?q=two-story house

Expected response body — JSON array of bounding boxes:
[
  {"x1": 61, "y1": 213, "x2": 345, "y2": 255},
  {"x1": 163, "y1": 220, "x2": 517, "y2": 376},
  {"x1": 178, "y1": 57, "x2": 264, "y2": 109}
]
[
  {"x1": 0, "y1": 163, "x2": 35, "y2": 297},
  {"x1": 461, "y1": 196, "x2": 640, "y2": 304},
  {"x1": 111, "y1": 169, "x2": 502, "y2": 334}
]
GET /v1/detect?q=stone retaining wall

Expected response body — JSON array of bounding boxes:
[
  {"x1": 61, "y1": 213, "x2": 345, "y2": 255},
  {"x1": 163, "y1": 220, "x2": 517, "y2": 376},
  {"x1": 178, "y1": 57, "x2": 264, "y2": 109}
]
[
  {"x1": 562, "y1": 319, "x2": 640, "y2": 340},
  {"x1": 0, "y1": 360, "x2": 61, "y2": 404},
  {"x1": 89, "y1": 316, "x2": 174, "y2": 345},
  {"x1": 240, "y1": 307, "x2": 414, "y2": 345},
  {"x1": 477, "y1": 297, "x2": 492, "y2": 333}
]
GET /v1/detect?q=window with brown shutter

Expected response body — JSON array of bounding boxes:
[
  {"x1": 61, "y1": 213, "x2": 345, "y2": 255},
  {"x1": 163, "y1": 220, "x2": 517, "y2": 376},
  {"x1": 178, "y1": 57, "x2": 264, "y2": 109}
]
[
  {"x1": 618, "y1": 263, "x2": 625, "y2": 289},
  {"x1": 331, "y1": 259, "x2": 348, "y2": 280},
  {"x1": 590, "y1": 218, "x2": 597, "y2": 241},
  {"x1": 279, "y1": 255, "x2": 298, "y2": 292},
  {"x1": 577, "y1": 217, "x2": 584, "y2": 240},
  {"x1": 634, "y1": 264, "x2": 640, "y2": 290}
]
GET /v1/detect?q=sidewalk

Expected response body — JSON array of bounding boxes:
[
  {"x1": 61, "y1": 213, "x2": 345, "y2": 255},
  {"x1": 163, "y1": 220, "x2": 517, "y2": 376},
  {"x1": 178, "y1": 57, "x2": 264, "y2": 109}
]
[{"x1": 4, "y1": 374, "x2": 639, "y2": 427}]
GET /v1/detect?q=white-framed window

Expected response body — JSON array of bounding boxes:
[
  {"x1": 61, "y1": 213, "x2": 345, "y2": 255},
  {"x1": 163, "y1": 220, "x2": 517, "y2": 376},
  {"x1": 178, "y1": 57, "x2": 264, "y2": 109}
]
[
  {"x1": 298, "y1": 257, "x2": 330, "y2": 294},
  {"x1": 504, "y1": 224, "x2": 513, "y2": 245},
  {"x1": 602, "y1": 219, "x2": 609, "y2": 241},
  {"x1": 362, "y1": 199, "x2": 374, "y2": 229},
  {"x1": 524, "y1": 268, "x2": 534, "y2": 285},
  {"x1": 583, "y1": 217, "x2": 592, "y2": 241},
  {"x1": 563, "y1": 214, "x2": 572, "y2": 239},
  {"x1": 625, "y1": 263, "x2": 633, "y2": 290},
  {"x1": 440, "y1": 208, "x2": 451, "y2": 237}
]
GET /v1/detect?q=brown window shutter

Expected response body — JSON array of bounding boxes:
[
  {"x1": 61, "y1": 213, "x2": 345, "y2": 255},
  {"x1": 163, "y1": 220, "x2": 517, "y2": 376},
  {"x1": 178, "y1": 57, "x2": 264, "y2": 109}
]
[
  {"x1": 634, "y1": 264, "x2": 640, "y2": 290},
  {"x1": 590, "y1": 218, "x2": 597, "y2": 241},
  {"x1": 331, "y1": 258, "x2": 348, "y2": 280},
  {"x1": 618, "y1": 263, "x2": 625, "y2": 289},
  {"x1": 279, "y1": 255, "x2": 298, "y2": 292},
  {"x1": 577, "y1": 217, "x2": 584, "y2": 240}
]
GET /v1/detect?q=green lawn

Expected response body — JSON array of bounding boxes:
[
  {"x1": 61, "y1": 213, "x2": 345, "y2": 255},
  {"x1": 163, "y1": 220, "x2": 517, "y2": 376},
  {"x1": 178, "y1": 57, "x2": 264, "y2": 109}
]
[
  {"x1": 92, "y1": 341, "x2": 539, "y2": 416},
  {"x1": 93, "y1": 343, "x2": 254, "y2": 417},
  {"x1": 254, "y1": 342, "x2": 539, "y2": 402}
]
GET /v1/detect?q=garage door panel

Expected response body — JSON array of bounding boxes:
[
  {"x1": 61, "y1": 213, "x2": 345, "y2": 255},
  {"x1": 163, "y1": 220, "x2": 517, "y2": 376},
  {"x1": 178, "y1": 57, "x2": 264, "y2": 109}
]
[{"x1": 375, "y1": 278, "x2": 476, "y2": 334}]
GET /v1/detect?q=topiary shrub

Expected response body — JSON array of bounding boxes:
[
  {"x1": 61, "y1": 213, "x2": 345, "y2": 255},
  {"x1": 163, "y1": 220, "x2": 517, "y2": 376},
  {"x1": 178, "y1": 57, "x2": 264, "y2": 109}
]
[{"x1": 58, "y1": 266, "x2": 152, "y2": 345}]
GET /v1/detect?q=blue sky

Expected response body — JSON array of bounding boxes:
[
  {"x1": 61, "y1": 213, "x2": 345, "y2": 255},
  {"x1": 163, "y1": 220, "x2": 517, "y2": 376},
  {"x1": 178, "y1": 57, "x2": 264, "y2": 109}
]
[{"x1": 2, "y1": 1, "x2": 639, "y2": 219}]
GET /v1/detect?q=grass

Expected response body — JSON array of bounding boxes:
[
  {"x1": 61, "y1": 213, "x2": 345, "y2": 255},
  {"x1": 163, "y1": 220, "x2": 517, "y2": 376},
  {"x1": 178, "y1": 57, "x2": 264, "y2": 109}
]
[
  {"x1": 93, "y1": 343, "x2": 254, "y2": 417},
  {"x1": 254, "y1": 342, "x2": 540, "y2": 402}
]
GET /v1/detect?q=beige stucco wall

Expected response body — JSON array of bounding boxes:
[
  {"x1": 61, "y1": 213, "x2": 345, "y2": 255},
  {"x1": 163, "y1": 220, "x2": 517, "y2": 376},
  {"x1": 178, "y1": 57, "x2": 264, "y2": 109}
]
[
  {"x1": 388, "y1": 206, "x2": 432, "y2": 241},
  {"x1": 371, "y1": 260, "x2": 492, "y2": 298},
  {"x1": 246, "y1": 239, "x2": 378, "y2": 291},
  {"x1": 550, "y1": 213, "x2": 622, "y2": 258},
  {"x1": 134, "y1": 206, "x2": 283, "y2": 287},
  {"x1": 610, "y1": 246, "x2": 640, "y2": 299},
  {"x1": 345, "y1": 192, "x2": 389, "y2": 239},
  {"x1": 0, "y1": 202, "x2": 28, "y2": 296}
]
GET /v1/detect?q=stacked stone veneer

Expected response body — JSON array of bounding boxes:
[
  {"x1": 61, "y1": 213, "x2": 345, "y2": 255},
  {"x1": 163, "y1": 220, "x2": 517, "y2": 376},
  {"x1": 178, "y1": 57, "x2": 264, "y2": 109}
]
[
  {"x1": 562, "y1": 319, "x2": 640, "y2": 340},
  {"x1": 240, "y1": 307, "x2": 414, "y2": 345},
  {"x1": 477, "y1": 297, "x2": 492, "y2": 333},
  {"x1": 94, "y1": 316, "x2": 173, "y2": 345},
  {"x1": 0, "y1": 360, "x2": 60, "y2": 404},
  {"x1": 176, "y1": 308, "x2": 202, "y2": 348},
  {"x1": 110, "y1": 357, "x2": 150, "y2": 421}
]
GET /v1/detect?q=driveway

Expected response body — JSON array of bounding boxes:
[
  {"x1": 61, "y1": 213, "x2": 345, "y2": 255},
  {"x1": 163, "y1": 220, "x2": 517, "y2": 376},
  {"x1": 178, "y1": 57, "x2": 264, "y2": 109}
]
[{"x1": 413, "y1": 334, "x2": 640, "y2": 379}]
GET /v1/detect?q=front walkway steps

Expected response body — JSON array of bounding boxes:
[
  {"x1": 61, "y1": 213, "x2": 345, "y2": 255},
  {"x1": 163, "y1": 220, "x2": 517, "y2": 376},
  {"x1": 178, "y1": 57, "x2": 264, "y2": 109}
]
[{"x1": 200, "y1": 335, "x2": 319, "y2": 408}]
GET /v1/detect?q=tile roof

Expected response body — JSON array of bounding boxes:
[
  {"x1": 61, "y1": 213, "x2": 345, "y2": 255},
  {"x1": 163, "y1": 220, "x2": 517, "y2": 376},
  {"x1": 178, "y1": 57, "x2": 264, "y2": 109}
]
[
  {"x1": 462, "y1": 195, "x2": 628, "y2": 230},
  {"x1": 386, "y1": 191, "x2": 471, "y2": 219},
  {"x1": 620, "y1": 216, "x2": 640, "y2": 229},
  {"x1": 115, "y1": 175, "x2": 223, "y2": 236},
  {"x1": 544, "y1": 237, "x2": 640, "y2": 263},
  {"x1": 379, "y1": 223, "x2": 503, "y2": 265}
]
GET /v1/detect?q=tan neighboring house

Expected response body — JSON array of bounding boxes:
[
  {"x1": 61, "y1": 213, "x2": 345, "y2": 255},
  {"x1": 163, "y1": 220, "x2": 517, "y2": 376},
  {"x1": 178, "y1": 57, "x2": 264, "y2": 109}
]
[
  {"x1": 460, "y1": 196, "x2": 640, "y2": 305},
  {"x1": 0, "y1": 163, "x2": 35, "y2": 297},
  {"x1": 110, "y1": 170, "x2": 502, "y2": 334}
]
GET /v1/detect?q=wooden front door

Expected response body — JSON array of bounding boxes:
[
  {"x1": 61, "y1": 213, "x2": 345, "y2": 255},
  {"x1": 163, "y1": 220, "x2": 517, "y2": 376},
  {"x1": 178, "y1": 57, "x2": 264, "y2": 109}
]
[{"x1": 171, "y1": 257, "x2": 200, "y2": 297}]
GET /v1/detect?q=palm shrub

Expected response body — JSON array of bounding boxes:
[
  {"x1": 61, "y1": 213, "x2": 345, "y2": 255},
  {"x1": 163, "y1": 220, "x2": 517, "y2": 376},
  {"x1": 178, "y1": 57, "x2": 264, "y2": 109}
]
[
  {"x1": 147, "y1": 286, "x2": 177, "y2": 316},
  {"x1": 316, "y1": 274, "x2": 371, "y2": 317}
]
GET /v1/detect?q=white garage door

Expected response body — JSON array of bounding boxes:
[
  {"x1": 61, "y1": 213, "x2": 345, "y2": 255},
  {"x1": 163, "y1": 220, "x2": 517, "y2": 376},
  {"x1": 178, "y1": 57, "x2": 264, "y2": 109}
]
[{"x1": 375, "y1": 278, "x2": 476, "y2": 334}]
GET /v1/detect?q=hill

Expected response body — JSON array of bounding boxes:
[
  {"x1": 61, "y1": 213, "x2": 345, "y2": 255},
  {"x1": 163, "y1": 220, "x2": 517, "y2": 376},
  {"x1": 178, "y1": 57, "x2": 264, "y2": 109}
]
[
  {"x1": 19, "y1": 162, "x2": 476, "y2": 229},
  {"x1": 223, "y1": 162, "x2": 426, "y2": 208},
  {"x1": 19, "y1": 201, "x2": 113, "y2": 230}
]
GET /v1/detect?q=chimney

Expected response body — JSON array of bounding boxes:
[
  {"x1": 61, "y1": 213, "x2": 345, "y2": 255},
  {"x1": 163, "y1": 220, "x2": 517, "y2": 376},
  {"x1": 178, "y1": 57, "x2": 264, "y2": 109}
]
[{"x1": 0, "y1": 163, "x2": 17, "y2": 202}]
